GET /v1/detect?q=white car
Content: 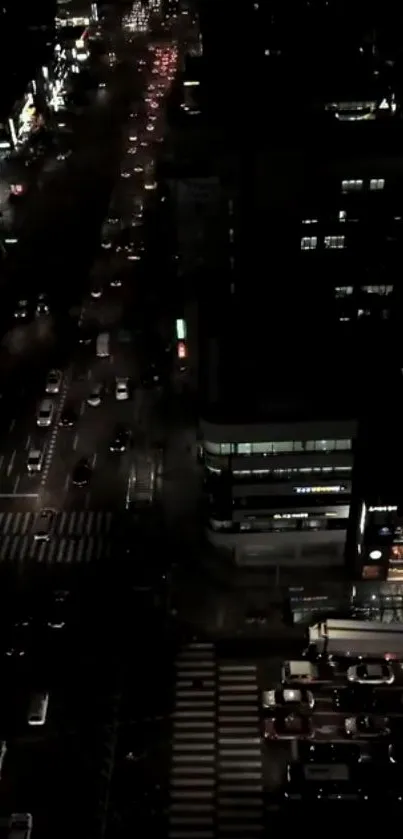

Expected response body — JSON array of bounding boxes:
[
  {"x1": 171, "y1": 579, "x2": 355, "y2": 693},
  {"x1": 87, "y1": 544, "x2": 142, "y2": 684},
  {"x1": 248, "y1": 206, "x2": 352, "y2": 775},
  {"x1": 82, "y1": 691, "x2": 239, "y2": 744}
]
[
  {"x1": 91, "y1": 286, "x2": 103, "y2": 298},
  {"x1": 14, "y1": 299, "x2": 28, "y2": 319},
  {"x1": 262, "y1": 687, "x2": 315, "y2": 711},
  {"x1": 110, "y1": 276, "x2": 122, "y2": 287},
  {"x1": 27, "y1": 449, "x2": 43, "y2": 473},
  {"x1": 347, "y1": 662, "x2": 394, "y2": 685},
  {"x1": 45, "y1": 369, "x2": 62, "y2": 394},
  {"x1": 87, "y1": 383, "x2": 103, "y2": 407},
  {"x1": 115, "y1": 377, "x2": 129, "y2": 401}
]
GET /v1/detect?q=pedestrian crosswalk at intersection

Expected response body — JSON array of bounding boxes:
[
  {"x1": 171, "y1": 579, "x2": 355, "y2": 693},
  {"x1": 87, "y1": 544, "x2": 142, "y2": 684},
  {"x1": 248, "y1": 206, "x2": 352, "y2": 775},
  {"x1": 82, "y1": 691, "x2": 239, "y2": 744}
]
[
  {"x1": 0, "y1": 511, "x2": 113, "y2": 564},
  {"x1": 169, "y1": 641, "x2": 264, "y2": 838}
]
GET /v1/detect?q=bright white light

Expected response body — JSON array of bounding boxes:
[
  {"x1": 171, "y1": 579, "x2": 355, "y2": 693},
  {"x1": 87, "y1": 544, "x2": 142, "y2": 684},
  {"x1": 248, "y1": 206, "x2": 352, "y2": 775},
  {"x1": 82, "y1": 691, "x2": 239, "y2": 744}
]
[{"x1": 369, "y1": 550, "x2": 382, "y2": 560}]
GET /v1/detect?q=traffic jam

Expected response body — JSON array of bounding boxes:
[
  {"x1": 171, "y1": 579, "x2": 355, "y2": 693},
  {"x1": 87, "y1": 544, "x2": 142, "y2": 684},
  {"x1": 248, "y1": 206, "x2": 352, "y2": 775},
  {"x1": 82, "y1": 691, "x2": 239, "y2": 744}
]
[{"x1": 262, "y1": 618, "x2": 403, "y2": 803}]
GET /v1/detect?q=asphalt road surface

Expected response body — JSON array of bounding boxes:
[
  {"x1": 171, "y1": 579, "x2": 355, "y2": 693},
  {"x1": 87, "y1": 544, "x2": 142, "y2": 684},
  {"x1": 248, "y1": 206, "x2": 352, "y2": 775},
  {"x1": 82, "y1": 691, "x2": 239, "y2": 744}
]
[{"x1": 0, "y1": 10, "x2": 191, "y2": 576}]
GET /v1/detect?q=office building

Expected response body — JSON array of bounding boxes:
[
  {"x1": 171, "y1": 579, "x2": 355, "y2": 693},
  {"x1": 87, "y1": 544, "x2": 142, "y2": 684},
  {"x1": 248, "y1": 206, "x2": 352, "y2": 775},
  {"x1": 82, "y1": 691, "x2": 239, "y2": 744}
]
[{"x1": 194, "y1": 1, "x2": 403, "y2": 572}]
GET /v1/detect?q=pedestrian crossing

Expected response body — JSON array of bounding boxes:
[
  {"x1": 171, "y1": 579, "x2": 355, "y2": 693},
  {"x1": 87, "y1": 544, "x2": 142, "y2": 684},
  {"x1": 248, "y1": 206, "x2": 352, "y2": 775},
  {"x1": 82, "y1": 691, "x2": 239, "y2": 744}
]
[
  {"x1": 0, "y1": 510, "x2": 113, "y2": 537},
  {"x1": 169, "y1": 642, "x2": 264, "y2": 839},
  {"x1": 0, "y1": 511, "x2": 113, "y2": 565}
]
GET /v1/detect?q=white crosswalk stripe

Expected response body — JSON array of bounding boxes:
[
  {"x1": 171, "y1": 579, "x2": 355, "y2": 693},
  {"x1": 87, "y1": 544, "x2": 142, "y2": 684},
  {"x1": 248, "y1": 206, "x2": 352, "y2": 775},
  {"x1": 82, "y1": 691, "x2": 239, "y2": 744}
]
[
  {"x1": 170, "y1": 641, "x2": 216, "y2": 839},
  {"x1": 217, "y1": 663, "x2": 263, "y2": 836},
  {"x1": 0, "y1": 511, "x2": 114, "y2": 564}
]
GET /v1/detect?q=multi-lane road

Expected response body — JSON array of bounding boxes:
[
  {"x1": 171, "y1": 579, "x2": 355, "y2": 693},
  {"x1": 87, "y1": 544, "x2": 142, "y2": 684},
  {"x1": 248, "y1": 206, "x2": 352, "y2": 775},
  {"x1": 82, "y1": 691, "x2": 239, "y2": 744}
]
[{"x1": 0, "y1": 10, "x2": 193, "y2": 576}]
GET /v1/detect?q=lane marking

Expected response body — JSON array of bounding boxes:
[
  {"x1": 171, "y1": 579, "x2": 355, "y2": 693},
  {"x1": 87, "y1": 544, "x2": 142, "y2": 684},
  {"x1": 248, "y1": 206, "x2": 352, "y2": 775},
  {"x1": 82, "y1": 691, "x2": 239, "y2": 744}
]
[
  {"x1": 63, "y1": 474, "x2": 70, "y2": 492},
  {"x1": 25, "y1": 435, "x2": 31, "y2": 451},
  {"x1": 7, "y1": 450, "x2": 16, "y2": 476},
  {"x1": 0, "y1": 493, "x2": 38, "y2": 499},
  {"x1": 9, "y1": 419, "x2": 15, "y2": 432},
  {"x1": 80, "y1": 401, "x2": 85, "y2": 416},
  {"x1": 13, "y1": 475, "x2": 20, "y2": 494},
  {"x1": 73, "y1": 433, "x2": 78, "y2": 450}
]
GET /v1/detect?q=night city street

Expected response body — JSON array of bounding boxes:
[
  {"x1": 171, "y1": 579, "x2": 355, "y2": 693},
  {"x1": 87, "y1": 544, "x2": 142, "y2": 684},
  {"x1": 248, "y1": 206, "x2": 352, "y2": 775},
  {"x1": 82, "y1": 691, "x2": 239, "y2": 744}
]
[{"x1": 2, "y1": 0, "x2": 403, "y2": 836}]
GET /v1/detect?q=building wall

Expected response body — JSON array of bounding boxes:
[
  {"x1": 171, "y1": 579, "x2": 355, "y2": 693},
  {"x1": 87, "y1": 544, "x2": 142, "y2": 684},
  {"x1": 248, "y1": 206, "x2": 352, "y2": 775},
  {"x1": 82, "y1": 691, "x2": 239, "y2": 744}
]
[{"x1": 200, "y1": 416, "x2": 356, "y2": 566}]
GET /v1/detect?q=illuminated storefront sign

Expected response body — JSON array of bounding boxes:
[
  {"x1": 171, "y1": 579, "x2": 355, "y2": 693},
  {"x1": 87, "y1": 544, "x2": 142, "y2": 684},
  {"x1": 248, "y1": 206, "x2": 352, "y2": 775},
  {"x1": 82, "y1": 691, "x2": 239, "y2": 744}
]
[
  {"x1": 294, "y1": 485, "x2": 346, "y2": 494},
  {"x1": 369, "y1": 505, "x2": 398, "y2": 512}
]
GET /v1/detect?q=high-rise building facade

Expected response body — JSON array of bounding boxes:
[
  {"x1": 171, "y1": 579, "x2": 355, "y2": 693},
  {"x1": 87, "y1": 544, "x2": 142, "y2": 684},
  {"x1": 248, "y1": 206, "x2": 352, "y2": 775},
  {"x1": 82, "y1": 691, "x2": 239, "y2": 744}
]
[{"x1": 196, "y1": 0, "x2": 403, "y2": 571}]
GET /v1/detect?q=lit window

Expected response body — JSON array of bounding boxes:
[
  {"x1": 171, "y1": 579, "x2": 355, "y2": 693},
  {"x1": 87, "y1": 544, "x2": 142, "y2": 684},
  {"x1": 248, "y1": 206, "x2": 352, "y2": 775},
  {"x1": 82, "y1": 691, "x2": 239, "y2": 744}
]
[
  {"x1": 334, "y1": 286, "x2": 353, "y2": 297},
  {"x1": 237, "y1": 443, "x2": 252, "y2": 455},
  {"x1": 361, "y1": 285, "x2": 393, "y2": 295},
  {"x1": 370, "y1": 178, "x2": 385, "y2": 191},
  {"x1": 324, "y1": 235, "x2": 345, "y2": 249},
  {"x1": 301, "y1": 236, "x2": 317, "y2": 250},
  {"x1": 338, "y1": 210, "x2": 346, "y2": 222},
  {"x1": 272, "y1": 442, "x2": 294, "y2": 453},
  {"x1": 341, "y1": 179, "x2": 363, "y2": 193},
  {"x1": 251, "y1": 442, "x2": 273, "y2": 454}
]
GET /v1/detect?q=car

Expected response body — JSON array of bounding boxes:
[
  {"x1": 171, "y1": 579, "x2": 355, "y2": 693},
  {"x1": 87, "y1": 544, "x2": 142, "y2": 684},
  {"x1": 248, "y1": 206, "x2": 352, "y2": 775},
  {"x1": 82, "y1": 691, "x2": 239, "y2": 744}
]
[
  {"x1": 36, "y1": 399, "x2": 54, "y2": 427},
  {"x1": 78, "y1": 320, "x2": 97, "y2": 344},
  {"x1": 110, "y1": 425, "x2": 130, "y2": 452},
  {"x1": 333, "y1": 686, "x2": 376, "y2": 712},
  {"x1": 35, "y1": 300, "x2": 49, "y2": 317},
  {"x1": 115, "y1": 377, "x2": 129, "y2": 401},
  {"x1": 46, "y1": 596, "x2": 67, "y2": 629},
  {"x1": 35, "y1": 293, "x2": 49, "y2": 317},
  {"x1": 27, "y1": 448, "x2": 44, "y2": 473},
  {"x1": 45, "y1": 369, "x2": 62, "y2": 394},
  {"x1": 33, "y1": 508, "x2": 55, "y2": 541},
  {"x1": 344, "y1": 714, "x2": 391, "y2": 738},
  {"x1": 8, "y1": 813, "x2": 33, "y2": 839},
  {"x1": 281, "y1": 660, "x2": 321, "y2": 684},
  {"x1": 263, "y1": 713, "x2": 313, "y2": 740},
  {"x1": 121, "y1": 170, "x2": 132, "y2": 179},
  {"x1": 110, "y1": 275, "x2": 122, "y2": 287},
  {"x1": 72, "y1": 457, "x2": 92, "y2": 487},
  {"x1": 262, "y1": 687, "x2": 315, "y2": 712},
  {"x1": 14, "y1": 299, "x2": 28, "y2": 319},
  {"x1": 347, "y1": 662, "x2": 394, "y2": 686},
  {"x1": 59, "y1": 406, "x2": 77, "y2": 427},
  {"x1": 56, "y1": 150, "x2": 71, "y2": 161},
  {"x1": 388, "y1": 743, "x2": 403, "y2": 764},
  {"x1": 87, "y1": 383, "x2": 103, "y2": 407},
  {"x1": 91, "y1": 286, "x2": 103, "y2": 298}
]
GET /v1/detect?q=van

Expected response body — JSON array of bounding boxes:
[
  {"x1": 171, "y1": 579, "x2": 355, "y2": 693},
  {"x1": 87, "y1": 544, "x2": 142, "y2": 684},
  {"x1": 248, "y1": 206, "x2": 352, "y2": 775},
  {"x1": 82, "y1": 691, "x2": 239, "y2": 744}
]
[
  {"x1": 36, "y1": 399, "x2": 54, "y2": 427},
  {"x1": 96, "y1": 332, "x2": 110, "y2": 358},
  {"x1": 27, "y1": 691, "x2": 49, "y2": 726}
]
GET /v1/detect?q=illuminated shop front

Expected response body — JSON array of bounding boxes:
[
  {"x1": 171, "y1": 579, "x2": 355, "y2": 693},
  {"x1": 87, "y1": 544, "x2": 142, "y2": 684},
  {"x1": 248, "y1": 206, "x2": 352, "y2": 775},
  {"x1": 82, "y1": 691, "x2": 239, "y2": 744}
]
[
  {"x1": 201, "y1": 416, "x2": 356, "y2": 566},
  {"x1": 7, "y1": 85, "x2": 44, "y2": 149},
  {"x1": 355, "y1": 502, "x2": 403, "y2": 581}
]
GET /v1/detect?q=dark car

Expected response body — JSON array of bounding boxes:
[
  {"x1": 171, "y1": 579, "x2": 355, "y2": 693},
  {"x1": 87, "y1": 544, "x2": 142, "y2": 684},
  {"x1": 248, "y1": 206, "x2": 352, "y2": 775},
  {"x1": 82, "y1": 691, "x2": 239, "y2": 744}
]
[
  {"x1": 72, "y1": 458, "x2": 92, "y2": 487},
  {"x1": 110, "y1": 425, "x2": 130, "y2": 453},
  {"x1": 59, "y1": 406, "x2": 77, "y2": 427},
  {"x1": 263, "y1": 712, "x2": 313, "y2": 740},
  {"x1": 333, "y1": 686, "x2": 376, "y2": 712}
]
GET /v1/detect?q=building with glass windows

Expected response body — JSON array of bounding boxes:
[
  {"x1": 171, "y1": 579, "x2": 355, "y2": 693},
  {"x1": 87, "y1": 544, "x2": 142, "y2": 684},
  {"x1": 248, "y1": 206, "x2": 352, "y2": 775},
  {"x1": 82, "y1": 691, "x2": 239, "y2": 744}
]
[{"x1": 200, "y1": 362, "x2": 357, "y2": 567}]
